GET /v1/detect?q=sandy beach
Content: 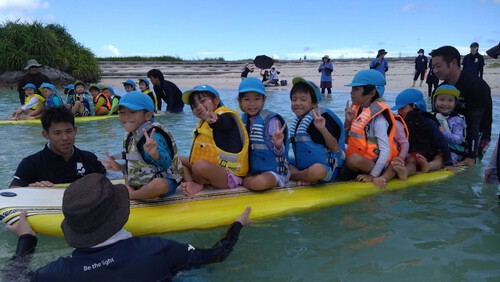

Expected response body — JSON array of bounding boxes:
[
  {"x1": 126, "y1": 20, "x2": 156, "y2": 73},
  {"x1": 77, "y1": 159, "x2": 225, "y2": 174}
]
[{"x1": 99, "y1": 58, "x2": 500, "y2": 95}]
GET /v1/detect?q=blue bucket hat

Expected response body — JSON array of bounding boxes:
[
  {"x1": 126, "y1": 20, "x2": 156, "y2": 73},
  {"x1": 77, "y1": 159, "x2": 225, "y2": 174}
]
[
  {"x1": 182, "y1": 84, "x2": 223, "y2": 105},
  {"x1": 23, "y1": 83, "x2": 37, "y2": 90},
  {"x1": 123, "y1": 79, "x2": 136, "y2": 88},
  {"x1": 345, "y1": 69, "x2": 386, "y2": 97},
  {"x1": 101, "y1": 85, "x2": 115, "y2": 95},
  {"x1": 239, "y1": 77, "x2": 266, "y2": 96},
  {"x1": 392, "y1": 88, "x2": 425, "y2": 111},
  {"x1": 292, "y1": 77, "x2": 322, "y2": 102},
  {"x1": 138, "y1": 77, "x2": 150, "y2": 88},
  {"x1": 64, "y1": 84, "x2": 74, "y2": 90},
  {"x1": 119, "y1": 91, "x2": 154, "y2": 113},
  {"x1": 40, "y1": 83, "x2": 58, "y2": 94}
]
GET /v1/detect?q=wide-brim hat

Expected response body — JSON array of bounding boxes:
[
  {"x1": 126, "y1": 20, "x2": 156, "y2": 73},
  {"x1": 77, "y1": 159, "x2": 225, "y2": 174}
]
[
  {"x1": 24, "y1": 59, "x2": 42, "y2": 70},
  {"x1": 391, "y1": 88, "x2": 424, "y2": 111},
  {"x1": 182, "y1": 84, "x2": 223, "y2": 105},
  {"x1": 239, "y1": 77, "x2": 266, "y2": 96},
  {"x1": 61, "y1": 173, "x2": 130, "y2": 248},
  {"x1": 119, "y1": 91, "x2": 155, "y2": 113},
  {"x1": 377, "y1": 49, "x2": 388, "y2": 55},
  {"x1": 345, "y1": 69, "x2": 386, "y2": 97},
  {"x1": 486, "y1": 42, "x2": 500, "y2": 59},
  {"x1": 292, "y1": 77, "x2": 322, "y2": 102}
]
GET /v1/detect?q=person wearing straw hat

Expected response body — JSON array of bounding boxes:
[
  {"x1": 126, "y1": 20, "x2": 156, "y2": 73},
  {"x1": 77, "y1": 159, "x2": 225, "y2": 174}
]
[
  {"x1": 318, "y1": 55, "x2": 334, "y2": 94},
  {"x1": 3, "y1": 173, "x2": 252, "y2": 281},
  {"x1": 16, "y1": 59, "x2": 51, "y2": 106}
]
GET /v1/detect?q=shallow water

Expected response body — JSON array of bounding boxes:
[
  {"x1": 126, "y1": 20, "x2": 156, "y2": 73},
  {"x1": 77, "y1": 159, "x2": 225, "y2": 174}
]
[{"x1": 0, "y1": 86, "x2": 499, "y2": 281}]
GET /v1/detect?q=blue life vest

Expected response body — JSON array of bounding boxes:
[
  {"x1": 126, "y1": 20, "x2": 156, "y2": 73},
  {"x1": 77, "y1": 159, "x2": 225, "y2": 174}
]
[
  {"x1": 242, "y1": 110, "x2": 289, "y2": 176},
  {"x1": 44, "y1": 93, "x2": 64, "y2": 108},
  {"x1": 289, "y1": 108, "x2": 345, "y2": 179}
]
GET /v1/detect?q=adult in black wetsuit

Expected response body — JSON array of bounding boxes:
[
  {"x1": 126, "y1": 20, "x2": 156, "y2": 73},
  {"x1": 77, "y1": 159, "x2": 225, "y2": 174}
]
[
  {"x1": 147, "y1": 68, "x2": 184, "y2": 113},
  {"x1": 431, "y1": 46, "x2": 492, "y2": 165},
  {"x1": 2, "y1": 173, "x2": 252, "y2": 281}
]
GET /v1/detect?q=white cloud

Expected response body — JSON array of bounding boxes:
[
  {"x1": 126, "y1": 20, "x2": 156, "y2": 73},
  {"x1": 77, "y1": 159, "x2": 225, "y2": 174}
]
[
  {"x1": 401, "y1": 3, "x2": 416, "y2": 12},
  {"x1": 0, "y1": 0, "x2": 49, "y2": 10},
  {"x1": 102, "y1": 45, "x2": 121, "y2": 57}
]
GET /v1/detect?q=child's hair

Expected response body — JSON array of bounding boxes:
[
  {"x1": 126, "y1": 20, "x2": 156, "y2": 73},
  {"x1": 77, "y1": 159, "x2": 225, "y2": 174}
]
[
  {"x1": 362, "y1": 85, "x2": 380, "y2": 101},
  {"x1": 189, "y1": 91, "x2": 219, "y2": 107},
  {"x1": 41, "y1": 107, "x2": 75, "y2": 131},
  {"x1": 290, "y1": 83, "x2": 319, "y2": 103},
  {"x1": 146, "y1": 69, "x2": 164, "y2": 81}
]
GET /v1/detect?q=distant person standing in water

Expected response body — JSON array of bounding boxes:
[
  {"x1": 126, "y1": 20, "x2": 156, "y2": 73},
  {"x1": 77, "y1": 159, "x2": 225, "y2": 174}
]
[
  {"x1": 240, "y1": 63, "x2": 254, "y2": 80},
  {"x1": 369, "y1": 49, "x2": 389, "y2": 77},
  {"x1": 412, "y1": 49, "x2": 427, "y2": 87},
  {"x1": 318, "y1": 55, "x2": 334, "y2": 94},
  {"x1": 17, "y1": 59, "x2": 51, "y2": 105},
  {"x1": 147, "y1": 69, "x2": 184, "y2": 113}
]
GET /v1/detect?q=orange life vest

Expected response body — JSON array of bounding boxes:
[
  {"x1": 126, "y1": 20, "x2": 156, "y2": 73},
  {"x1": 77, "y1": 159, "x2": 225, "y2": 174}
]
[
  {"x1": 346, "y1": 101, "x2": 399, "y2": 163},
  {"x1": 93, "y1": 93, "x2": 111, "y2": 111}
]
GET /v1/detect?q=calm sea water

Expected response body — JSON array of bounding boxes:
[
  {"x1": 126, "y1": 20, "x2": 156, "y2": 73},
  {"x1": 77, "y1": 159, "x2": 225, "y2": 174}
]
[{"x1": 0, "y1": 86, "x2": 499, "y2": 281}]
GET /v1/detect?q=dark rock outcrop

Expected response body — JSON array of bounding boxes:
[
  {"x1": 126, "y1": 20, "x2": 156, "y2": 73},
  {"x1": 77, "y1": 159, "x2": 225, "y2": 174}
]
[{"x1": 0, "y1": 66, "x2": 75, "y2": 87}]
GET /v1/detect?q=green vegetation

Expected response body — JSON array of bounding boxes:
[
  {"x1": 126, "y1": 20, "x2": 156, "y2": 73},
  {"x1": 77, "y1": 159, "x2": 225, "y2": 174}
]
[
  {"x1": 488, "y1": 62, "x2": 500, "y2": 68},
  {"x1": 0, "y1": 20, "x2": 101, "y2": 82}
]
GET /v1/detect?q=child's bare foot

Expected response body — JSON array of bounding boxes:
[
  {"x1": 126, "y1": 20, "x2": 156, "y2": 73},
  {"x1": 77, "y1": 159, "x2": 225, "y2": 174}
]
[
  {"x1": 181, "y1": 181, "x2": 204, "y2": 196},
  {"x1": 392, "y1": 162, "x2": 408, "y2": 180},
  {"x1": 296, "y1": 180, "x2": 311, "y2": 186},
  {"x1": 373, "y1": 177, "x2": 386, "y2": 189},
  {"x1": 415, "y1": 154, "x2": 430, "y2": 172}
]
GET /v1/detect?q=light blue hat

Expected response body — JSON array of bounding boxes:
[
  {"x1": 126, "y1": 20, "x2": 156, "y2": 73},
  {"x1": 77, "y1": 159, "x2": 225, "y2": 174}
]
[
  {"x1": 23, "y1": 83, "x2": 37, "y2": 90},
  {"x1": 122, "y1": 79, "x2": 136, "y2": 88},
  {"x1": 138, "y1": 77, "x2": 150, "y2": 88},
  {"x1": 292, "y1": 77, "x2": 322, "y2": 102},
  {"x1": 182, "y1": 84, "x2": 223, "y2": 106},
  {"x1": 238, "y1": 77, "x2": 266, "y2": 96},
  {"x1": 345, "y1": 69, "x2": 386, "y2": 97},
  {"x1": 64, "y1": 84, "x2": 74, "y2": 90},
  {"x1": 119, "y1": 91, "x2": 154, "y2": 113},
  {"x1": 392, "y1": 88, "x2": 425, "y2": 111},
  {"x1": 101, "y1": 85, "x2": 115, "y2": 95},
  {"x1": 40, "y1": 82, "x2": 58, "y2": 94}
]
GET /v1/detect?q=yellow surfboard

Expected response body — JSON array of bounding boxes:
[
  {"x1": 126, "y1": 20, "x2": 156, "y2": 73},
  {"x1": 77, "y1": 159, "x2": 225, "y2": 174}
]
[
  {"x1": 0, "y1": 169, "x2": 456, "y2": 237},
  {"x1": 0, "y1": 115, "x2": 118, "y2": 125}
]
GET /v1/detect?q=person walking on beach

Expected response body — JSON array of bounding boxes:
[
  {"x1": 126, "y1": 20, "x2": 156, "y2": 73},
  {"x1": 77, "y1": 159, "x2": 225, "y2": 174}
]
[
  {"x1": 412, "y1": 49, "x2": 427, "y2": 87},
  {"x1": 2, "y1": 173, "x2": 252, "y2": 281},
  {"x1": 17, "y1": 59, "x2": 51, "y2": 105},
  {"x1": 147, "y1": 69, "x2": 184, "y2": 113},
  {"x1": 318, "y1": 55, "x2": 334, "y2": 94},
  {"x1": 431, "y1": 46, "x2": 492, "y2": 165},
  {"x1": 240, "y1": 63, "x2": 254, "y2": 80},
  {"x1": 369, "y1": 49, "x2": 389, "y2": 77},
  {"x1": 462, "y1": 42, "x2": 484, "y2": 78}
]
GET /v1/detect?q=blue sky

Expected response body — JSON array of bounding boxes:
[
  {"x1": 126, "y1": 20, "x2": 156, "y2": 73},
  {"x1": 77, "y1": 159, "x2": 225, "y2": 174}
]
[{"x1": 1, "y1": 0, "x2": 499, "y2": 60}]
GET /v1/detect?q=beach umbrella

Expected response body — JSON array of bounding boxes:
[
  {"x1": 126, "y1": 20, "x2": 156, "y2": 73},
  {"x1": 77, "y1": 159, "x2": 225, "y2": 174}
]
[
  {"x1": 486, "y1": 42, "x2": 500, "y2": 59},
  {"x1": 253, "y1": 55, "x2": 273, "y2": 69}
]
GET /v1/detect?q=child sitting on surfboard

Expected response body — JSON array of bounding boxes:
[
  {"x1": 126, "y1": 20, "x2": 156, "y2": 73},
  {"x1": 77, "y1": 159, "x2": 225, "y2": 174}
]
[
  {"x1": 343, "y1": 70, "x2": 398, "y2": 185},
  {"x1": 180, "y1": 84, "x2": 249, "y2": 195},
  {"x1": 100, "y1": 91, "x2": 184, "y2": 200},
  {"x1": 138, "y1": 77, "x2": 158, "y2": 113},
  {"x1": 289, "y1": 77, "x2": 345, "y2": 185},
  {"x1": 391, "y1": 88, "x2": 457, "y2": 176},
  {"x1": 237, "y1": 77, "x2": 290, "y2": 191},
  {"x1": 89, "y1": 84, "x2": 111, "y2": 116},
  {"x1": 10, "y1": 83, "x2": 45, "y2": 120},
  {"x1": 101, "y1": 85, "x2": 120, "y2": 115},
  {"x1": 431, "y1": 85, "x2": 467, "y2": 164},
  {"x1": 67, "y1": 80, "x2": 95, "y2": 117}
]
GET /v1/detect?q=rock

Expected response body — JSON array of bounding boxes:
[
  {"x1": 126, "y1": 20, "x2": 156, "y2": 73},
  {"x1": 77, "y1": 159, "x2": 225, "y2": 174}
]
[{"x1": 0, "y1": 66, "x2": 75, "y2": 87}]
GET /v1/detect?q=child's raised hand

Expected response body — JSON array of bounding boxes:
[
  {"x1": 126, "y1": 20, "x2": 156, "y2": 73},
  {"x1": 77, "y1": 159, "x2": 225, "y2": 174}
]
[
  {"x1": 99, "y1": 151, "x2": 125, "y2": 171},
  {"x1": 142, "y1": 128, "x2": 160, "y2": 160},
  {"x1": 198, "y1": 104, "x2": 218, "y2": 124},
  {"x1": 345, "y1": 100, "x2": 355, "y2": 124},
  {"x1": 312, "y1": 106, "x2": 325, "y2": 130},
  {"x1": 272, "y1": 120, "x2": 287, "y2": 150}
]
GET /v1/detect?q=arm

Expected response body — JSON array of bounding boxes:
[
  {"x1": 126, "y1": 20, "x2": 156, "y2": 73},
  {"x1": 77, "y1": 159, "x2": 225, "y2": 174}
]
[
  {"x1": 10, "y1": 158, "x2": 41, "y2": 187},
  {"x1": 161, "y1": 81, "x2": 175, "y2": 112},
  {"x1": 143, "y1": 130, "x2": 173, "y2": 169},
  {"x1": 394, "y1": 121, "x2": 409, "y2": 159},
  {"x1": 479, "y1": 55, "x2": 484, "y2": 78},
  {"x1": 370, "y1": 115, "x2": 390, "y2": 177},
  {"x1": 442, "y1": 116, "x2": 466, "y2": 145}
]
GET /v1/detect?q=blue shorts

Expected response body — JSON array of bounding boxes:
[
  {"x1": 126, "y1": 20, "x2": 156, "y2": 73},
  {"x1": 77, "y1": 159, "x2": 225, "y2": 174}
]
[{"x1": 159, "y1": 178, "x2": 179, "y2": 197}]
